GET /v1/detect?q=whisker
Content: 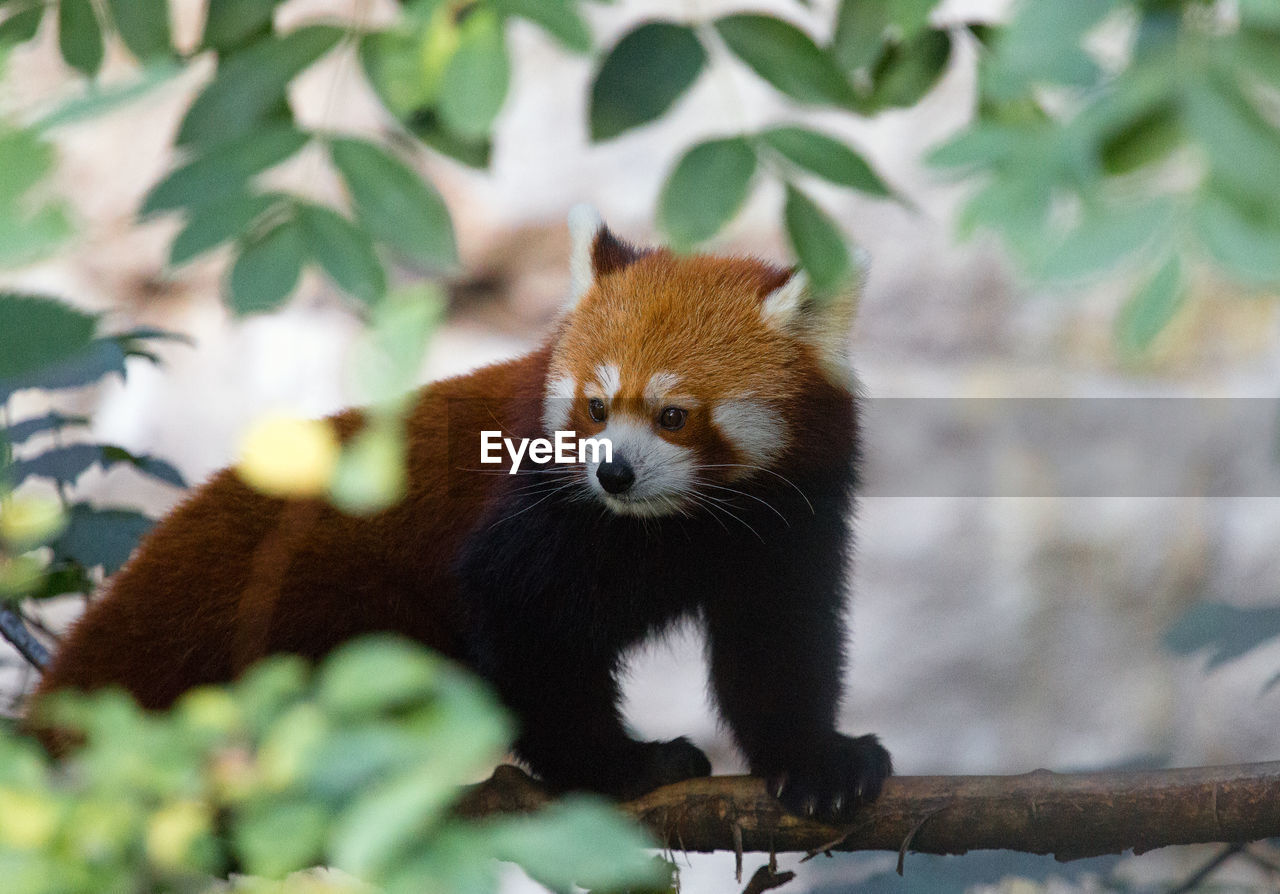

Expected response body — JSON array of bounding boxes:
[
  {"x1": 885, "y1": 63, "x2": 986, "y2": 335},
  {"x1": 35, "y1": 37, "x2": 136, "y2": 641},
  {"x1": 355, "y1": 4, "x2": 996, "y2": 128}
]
[{"x1": 693, "y1": 463, "x2": 816, "y2": 515}]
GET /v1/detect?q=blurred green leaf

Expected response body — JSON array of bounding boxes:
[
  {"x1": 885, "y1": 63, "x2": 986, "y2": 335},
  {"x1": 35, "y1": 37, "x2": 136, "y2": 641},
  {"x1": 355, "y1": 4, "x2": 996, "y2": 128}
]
[
  {"x1": 227, "y1": 219, "x2": 307, "y2": 314},
  {"x1": 589, "y1": 22, "x2": 706, "y2": 141},
  {"x1": 928, "y1": 122, "x2": 1025, "y2": 171},
  {"x1": 762, "y1": 126, "x2": 890, "y2": 196},
  {"x1": 202, "y1": 0, "x2": 281, "y2": 52},
  {"x1": 360, "y1": 29, "x2": 436, "y2": 120},
  {"x1": 715, "y1": 14, "x2": 857, "y2": 107},
  {"x1": 1115, "y1": 254, "x2": 1185, "y2": 353},
  {"x1": 7, "y1": 443, "x2": 185, "y2": 488},
  {"x1": 888, "y1": 0, "x2": 935, "y2": 38},
  {"x1": 0, "y1": 6, "x2": 43, "y2": 46},
  {"x1": 58, "y1": 0, "x2": 103, "y2": 77},
  {"x1": 1165, "y1": 601, "x2": 1280, "y2": 671},
  {"x1": 177, "y1": 25, "x2": 342, "y2": 148},
  {"x1": 234, "y1": 799, "x2": 329, "y2": 878},
  {"x1": 1098, "y1": 100, "x2": 1181, "y2": 175},
  {"x1": 329, "y1": 137, "x2": 457, "y2": 270},
  {"x1": 783, "y1": 185, "x2": 852, "y2": 295},
  {"x1": 318, "y1": 637, "x2": 441, "y2": 717},
  {"x1": 106, "y1": 0, "x2": 171, "y2": 61},
  {"x1": 1240, "y1": 0, "x2": 1280, "y2": 33},
  {"x1": 438, "y1": 10, "x2": 509, "y2": 139},
  {"x1": 484, "y1": 797, "x2": 667, "y2": 891},
  {"x1": 143, "y1": 126, "x2": 308, "y2": 214},
  {"x1": 493, "y1": 0, "x2": 590, "y2": 53},
  {"x1": 1184, "y1": 72, "x2": 1280, "y2": 204},
  {"x1": 831, "y1": 0, "x2": 887, "y2": 74},
  {"x1": 328, "y1": 422, "x2": 407, "y2": 514},
  {"x1": 0, "y1": 294, "x2": 97, "y2": 380},
  {"x1": 1037, "y1": 199, "x2": 1172, "y2": 281},
  {"x1": 53, "y1": 504, "x2": 153, "y2": 574},
  {"x1": 658, "y1": 136, "x2": 756, "y2": 249},
  {"x1": 296, "y1": 203, "x2": 386, "y2": 305},
  {"x1": 348, "y1": 284, "x2": 444, "y2": 407},
  {"x1": 1192, "y1": 188, "x2": 1280, "y2": 284},
  {"x1": 36, "y1": 61, "x2": 183, "y2": 129},
  {"x1": 980, "y1": 0, "x2": 1113, "y2": 101},
  {"x1": 0, "y1": 126, "x2": 55, "y2": 206},
  {"x1": 2, "y1": 412, "x2": 90, "y2": 444},
  {"x1": 868, "y1": 28, "x2": 951, "y2": 109},
  {"x1": 169, "y1": 192, "x2": 278, "y2": 266},
  {"x1": 408, "y1": 109, "x2": 492, "y2": 168}
]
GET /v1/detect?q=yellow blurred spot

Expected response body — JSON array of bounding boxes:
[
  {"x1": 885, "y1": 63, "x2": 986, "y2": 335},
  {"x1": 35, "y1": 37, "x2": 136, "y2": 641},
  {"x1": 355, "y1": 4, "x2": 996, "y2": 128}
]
[
  {"x1": 0, "y1": 494, "x2": 66, "y2": 549},
  {"x1": 237, "y1": 415, "x2": 340, "y2": 498},
  {"x1": 0, "y1": 787, "x2": 60, "y2": 849},
  {"x1": 145, "y1": 800, "x2": 211, "y2": 869}
]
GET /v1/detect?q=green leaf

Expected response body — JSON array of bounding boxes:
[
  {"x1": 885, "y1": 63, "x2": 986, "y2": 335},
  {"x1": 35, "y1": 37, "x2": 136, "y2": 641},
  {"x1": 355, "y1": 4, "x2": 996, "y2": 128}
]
[
  {"x1": 1037, "y1": 200, "x2": 1171, "y2": 281},
  {"x1": 1098, "y1": 100, "x2": 1182, "y2": 176},
  {"x1": 0, "y1": 203, "x2": 72, "y2": 267},
  {"x1": 869, "y1": 28, "x2": 951, "y2": 109},
  {"x1": 58, "y1": 0, "x2": 103, "y2": 77},
  {"x1": 438, "y1": 10, "x2": 509, "y2": 139},
  {"x1": 589, "y1": 22, "x2": 706, "y2": 141},
  {"x1": 981, "y1": 0, "x2": 1112, "y2": 100},
  {"x1": 53, "y1": 504, "x2": 153, "y2": 574},
  {"x1": 348, "y1": 283, "x2": 444, "y2": 406},
  {"x1": 762, "y1": 127, "x2": 890, "y2": 196},
  {"x1": 3, "y1": 412, "x2": 91, "y2": 444},
  {"x1": 359, "y1": 28, "x2": 436, "y2": 120},
  {"x1": 296, "y1": 203, "x2": 386, "y2": 305},
  {"x1": 35, "y1": 60, "x2": 183, "y2": 129},
  {"x1": 234, "y1": 799, "x2": 329, "y2": 878},
  {"x1": 1192, "y1": 188, "x2": 1280, "y2": 284},
  {"x1": 1165, "y1": 601, "x2": 1280, "y2": 670},
  {"x1": 169, "y1": 192, "x2": 278, "y2": 265},
  {"x1": 1184, "y1": 72, "x2": 1280, "y2": 204},
  {"x1": 0, "y1": 126, "x2": 54, "y2": 206},
  {"x1": 202, "y1": 0, "x2": 280, "y2": 52},
  {"x1": 484, "y1": 797, "x2": 667, "y2": 891},
  {"x1": 658, "y1": 137, "x2": 756, "y2": 249},
  {"x1": 0, "y1": 294, "x2": 97, "y2": 380},
  {"x1": 227, "y1": 219, "x2": 306, "y2": 314},
  {"x1": 329, "y1": 137, "x2": 457, "y2": 269},
  {"x1": 0, "y1": 6, "x2": 43, "y2": 46},
  {"x1": 177, "y1": 25, "x2": 342, "y2": 148},
  {"x1": 888, "y1": 0, "x2": 935, "y2": 38},
  {"x1": 328, "y1": 422, "x2": 406, "y2": 514},
  {"x1": 318, "y1": 636, "x2": 441, "y2": 717},
  {"x1": 143, "y1": 126, "x2": 308, "y2": 214},
  {"x1": 714, "y1": 14, "x2": 856, "y2": 107},
  {"x1": 1115, "y1": 254, "x2": 1184, "y2": 353},
  {"x1": 329, "y1": 763, "x2": 458, "y2": 879},
  {"x1": 407, "y1": 109, "x2": 492, "y2": 168},
  {"x1": 106, "y1": 0, "x2": 171, "y2": 61},
  {"x1": 783, "y1": 186, "x2": 852, "y2": 294},
  {"x1": 831, "y1": 0, "x2": 887, "y2": 74},
  {"x1": 492, "y1": 0, "x2": 590, "y2": 53}
]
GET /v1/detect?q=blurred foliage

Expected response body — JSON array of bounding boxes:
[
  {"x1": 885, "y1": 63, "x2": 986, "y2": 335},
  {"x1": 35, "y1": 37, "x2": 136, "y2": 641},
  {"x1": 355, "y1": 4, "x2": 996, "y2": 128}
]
[
  {"x1": 2, "y1": 635, "x2": 668, "y2": 894},
  {"x1": 1, "y1": 302, "x2": 188, "y2": 608}
]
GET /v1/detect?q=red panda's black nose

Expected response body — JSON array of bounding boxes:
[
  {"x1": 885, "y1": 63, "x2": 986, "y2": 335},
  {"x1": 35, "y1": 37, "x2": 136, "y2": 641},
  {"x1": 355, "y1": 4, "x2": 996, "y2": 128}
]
[{"x1": 597, "y1": 459, "x2": 635, "y2": 495}]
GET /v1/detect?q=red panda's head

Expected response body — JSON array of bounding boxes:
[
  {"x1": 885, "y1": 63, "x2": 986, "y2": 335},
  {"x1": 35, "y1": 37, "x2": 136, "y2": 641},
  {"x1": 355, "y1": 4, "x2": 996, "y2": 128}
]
[{"x1": 542, "y1": 207, "x2": 862, "y2": 518}]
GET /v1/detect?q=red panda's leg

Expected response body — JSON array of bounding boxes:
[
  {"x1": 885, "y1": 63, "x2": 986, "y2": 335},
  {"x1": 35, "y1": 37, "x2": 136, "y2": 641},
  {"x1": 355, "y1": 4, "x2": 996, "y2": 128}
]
[
  {"x1": 704, "y1": 582, "x2": 892, "y2": 823},
  {"x1": 484, "y1": 648, "x2": 710, "y2": 801}
]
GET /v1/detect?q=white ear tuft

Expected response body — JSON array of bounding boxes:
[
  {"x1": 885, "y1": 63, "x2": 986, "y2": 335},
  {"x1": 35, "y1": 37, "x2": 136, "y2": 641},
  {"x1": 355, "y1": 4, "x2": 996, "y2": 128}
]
[
  {"x1": 567, "y1": 203, "x2": 603, "y2": 307},
  {"x1": 761, "y1": 269, "x2": 810, "y2": 327}
]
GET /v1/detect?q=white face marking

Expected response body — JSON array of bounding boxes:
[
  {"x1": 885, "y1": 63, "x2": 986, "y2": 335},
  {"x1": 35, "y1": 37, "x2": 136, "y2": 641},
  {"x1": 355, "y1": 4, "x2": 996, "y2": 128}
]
[
  {"x1": 542, "y1": 374, "x2": 576, "y2": 434},
  {"x1": 585, "y1": 416, "x2": 694, "y2": 517},
  {"x1": 589, "y1": 363, "x2": 622, "y2": 400},
  {"x1": 644, "y1": 371, "x2": 682, "y2": 404},
  {"x1": 712, "y1": 398, "x2": 787, "y2": 470}
]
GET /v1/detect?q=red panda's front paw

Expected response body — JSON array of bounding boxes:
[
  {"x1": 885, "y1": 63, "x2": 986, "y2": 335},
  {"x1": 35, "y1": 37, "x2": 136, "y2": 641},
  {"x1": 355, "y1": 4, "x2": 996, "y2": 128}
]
[{"x1": 769, "y1": 733, "x2": 892, "y2": 823}]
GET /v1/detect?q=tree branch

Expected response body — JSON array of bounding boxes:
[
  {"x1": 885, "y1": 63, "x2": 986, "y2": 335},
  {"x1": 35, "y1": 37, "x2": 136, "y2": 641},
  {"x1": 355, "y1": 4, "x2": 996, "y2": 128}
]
[{"x1": 458, "y1": 762, "x2": 1280, "y2": 862}]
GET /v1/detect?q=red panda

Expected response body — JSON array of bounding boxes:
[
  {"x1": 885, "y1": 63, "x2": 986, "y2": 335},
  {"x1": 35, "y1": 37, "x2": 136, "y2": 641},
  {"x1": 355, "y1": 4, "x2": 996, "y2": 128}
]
[{"x1": 31, "y1": 208, "x2": 891, "y2": 820}]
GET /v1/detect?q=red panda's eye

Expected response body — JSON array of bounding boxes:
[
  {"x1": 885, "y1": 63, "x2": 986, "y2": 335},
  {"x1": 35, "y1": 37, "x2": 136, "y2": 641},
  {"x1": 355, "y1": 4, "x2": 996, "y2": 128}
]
[
  {"x1": 658, "y1": 407, "x2": 687, "y2": 431},
  {"x1": 588, "y1": 398, "x2": 607, "y2": 423}
]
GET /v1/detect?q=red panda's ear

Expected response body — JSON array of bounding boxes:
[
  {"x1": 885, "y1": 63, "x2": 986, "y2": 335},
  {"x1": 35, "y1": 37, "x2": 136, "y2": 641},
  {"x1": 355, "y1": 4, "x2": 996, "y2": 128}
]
[
  {"x1": 566, "y1": 204, "x2": 647, "y2": 310},
  {"x1": 761, "y1": 263, "x2": 865, "y2": 373}
]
